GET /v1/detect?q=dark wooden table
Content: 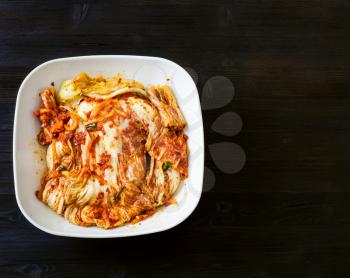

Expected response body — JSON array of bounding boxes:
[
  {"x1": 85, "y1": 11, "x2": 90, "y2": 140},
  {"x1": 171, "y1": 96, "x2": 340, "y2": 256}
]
[{"x1": 1, "y1": 1, "x2": 350, "y2": 277}]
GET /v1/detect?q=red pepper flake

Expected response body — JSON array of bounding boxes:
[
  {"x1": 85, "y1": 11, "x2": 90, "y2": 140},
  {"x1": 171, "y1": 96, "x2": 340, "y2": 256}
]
[
  {"x1": 73, "y1": 131, "x2": 86, "y2": 146},
  {"x1": 98, "y1": 152, "x2": 111, "y2": 170},
  {"x1": 97, "y1": 122, "x2": 106, "y2": 135},
  {"x1": 57, "y1": 131, "x2": 73, "y2": 142}
]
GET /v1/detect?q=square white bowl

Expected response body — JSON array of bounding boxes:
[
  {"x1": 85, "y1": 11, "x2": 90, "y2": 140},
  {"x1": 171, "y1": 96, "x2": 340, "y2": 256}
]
[{"x1": 13, "y1": 55, "x2": 204, "y2": 238}]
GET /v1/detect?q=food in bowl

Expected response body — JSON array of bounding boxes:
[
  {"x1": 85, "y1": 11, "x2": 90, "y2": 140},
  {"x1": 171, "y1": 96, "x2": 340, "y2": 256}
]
[{"x1": 34, "y1": 72, "x2": 188, "y2": 229}]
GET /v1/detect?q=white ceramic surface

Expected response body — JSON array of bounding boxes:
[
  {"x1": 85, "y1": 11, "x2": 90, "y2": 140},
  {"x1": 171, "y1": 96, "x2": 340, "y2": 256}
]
[{"x1": 13, "y1": 55, "x2": 204, "y2": 238}]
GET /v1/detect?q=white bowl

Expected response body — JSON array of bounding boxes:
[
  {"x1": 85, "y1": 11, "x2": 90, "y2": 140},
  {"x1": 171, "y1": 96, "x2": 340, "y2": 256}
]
[{"x1": 13, "y1": 55, "x2": 204, "y2": 238}]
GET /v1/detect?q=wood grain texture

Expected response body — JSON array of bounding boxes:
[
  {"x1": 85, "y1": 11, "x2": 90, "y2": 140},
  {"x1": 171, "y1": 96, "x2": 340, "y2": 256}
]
[{"x1": 1, "y1": 0, "x2": 350, "y2": 277}]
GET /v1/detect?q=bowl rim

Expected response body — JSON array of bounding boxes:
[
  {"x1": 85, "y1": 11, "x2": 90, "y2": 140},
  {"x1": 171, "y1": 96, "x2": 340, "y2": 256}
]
[{"x1": 13, "y1": 55, "x2": 204, "y2": 238}]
